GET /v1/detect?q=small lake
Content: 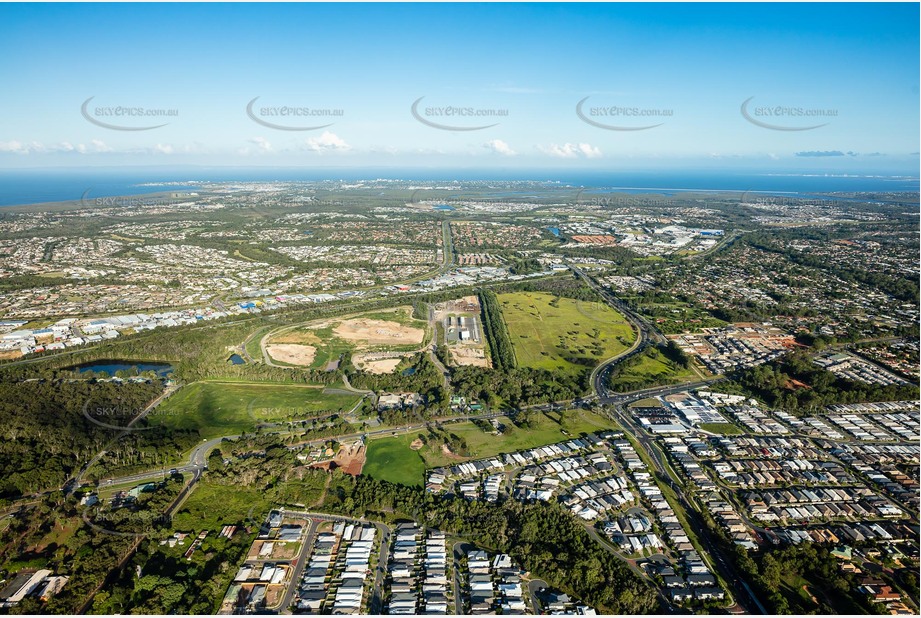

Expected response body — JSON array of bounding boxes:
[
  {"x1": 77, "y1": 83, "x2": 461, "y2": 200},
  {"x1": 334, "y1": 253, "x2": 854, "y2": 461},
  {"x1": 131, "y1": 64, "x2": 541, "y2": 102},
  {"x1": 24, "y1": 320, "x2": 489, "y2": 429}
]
[
  {"x1": 401, "y1": 367, "x2": 417, "y2": 376},
  {"x1": 69, "y1": 360, "x2": 173, "y2": 377},
  {"x1": 547, "y1": 227, "x2": 561, "y2": 237},
  {"x1": 228, "y1": 354, "x2": 246, "y2": 365},
  {"x1": 433, "y1": 204, "x2": 455, "y2": 211}
]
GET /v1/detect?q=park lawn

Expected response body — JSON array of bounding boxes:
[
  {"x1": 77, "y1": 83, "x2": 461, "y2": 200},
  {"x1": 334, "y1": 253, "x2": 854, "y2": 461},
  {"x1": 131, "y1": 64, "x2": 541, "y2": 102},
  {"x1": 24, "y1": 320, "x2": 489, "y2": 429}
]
[
  {"x1": 699, "y1": 422, "x2": 744, "y2": 435},
  {"x1": 363, "y1": 438, "x2": 426, "y2": 487},
  {"x1": 629, "y1": 397, "x2": 665, "y2": 409},
  {"x1": 497, "y1": 292, "x2": 634, "y2": 376},
  {"x1": 150, "y1": 381, "x2": 362, "y2": 439},
  {"x1": 609, "y1": 346, "x2": 698, "y2": 391},
  {"x1": 363, "y1": 409, "x2": 618, "y2": 485}
]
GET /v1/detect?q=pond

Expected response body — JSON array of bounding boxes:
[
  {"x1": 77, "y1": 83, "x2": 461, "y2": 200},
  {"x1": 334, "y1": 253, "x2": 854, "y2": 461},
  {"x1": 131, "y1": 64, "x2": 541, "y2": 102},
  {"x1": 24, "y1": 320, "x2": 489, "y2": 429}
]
[
  {"x1": 228, "y1": 354, "x2": 246, "y2": 365},
  {"x1": 401, "y1": 367, "x2": 417, "y2": 376},
  {"x1": 68, "y1": 359, "x2": 173, "y2": 377}
]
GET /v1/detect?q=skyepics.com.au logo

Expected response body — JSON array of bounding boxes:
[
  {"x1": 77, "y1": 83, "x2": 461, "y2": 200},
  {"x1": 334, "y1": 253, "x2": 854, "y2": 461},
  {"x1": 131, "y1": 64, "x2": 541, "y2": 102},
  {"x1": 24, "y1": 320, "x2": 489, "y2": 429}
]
[
  {"x1": 411, "y1": 97, "x2": 507, "y2": 131},
  {"x1": 576, "y1": 97, "x2": 672, "y2": 131},
  {"x1": 81, "y1": 96, "x2": 177, "y2": 131},
  {"x1": 739, "y1": 190, "x2": 852, "y2": 209},
  {"x1": 246, "y1": 97, "x2": 344, "y2": 131},
  {"x1": 740, "y1": 97, "x2": 836, "y2": 131},
  {"x1": 575, "y1": 188, "x2": 677, "y2": 208},
  {"x1": 82, "y1": 507, "x2": 173, "y2": 538},
  {"x1": 80, "y1": 187, "x2": 184, "y2": 209},
  {"x1": 82, "y1": 401, "x2": 179, "y2": 432}
]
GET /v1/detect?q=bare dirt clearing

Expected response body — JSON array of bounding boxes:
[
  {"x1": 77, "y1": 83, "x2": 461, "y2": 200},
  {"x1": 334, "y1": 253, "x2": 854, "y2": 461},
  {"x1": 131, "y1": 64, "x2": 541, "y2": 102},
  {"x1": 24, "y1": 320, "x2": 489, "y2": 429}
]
[
  {"x1": 440, "y1": 443, "x2": 465, "y2": 461},
  {"x1": 334, "y1": 440, "x2": 367, "y2": 475},
  {"x1": 266, "y1": 344, "x2": 317, "y2": 366},
  {"x1": 451, "y1": 346, "x2": 491, "y2": 368},
  {"x1": 432, "y1": 295, "x2": 481, "y2": 322},
  {"x1": 333, "y1": 318, "x2": 424, "y2": 346},
  {"x1": 353, "y1": 355, "x2": 405, "y2": 374}
]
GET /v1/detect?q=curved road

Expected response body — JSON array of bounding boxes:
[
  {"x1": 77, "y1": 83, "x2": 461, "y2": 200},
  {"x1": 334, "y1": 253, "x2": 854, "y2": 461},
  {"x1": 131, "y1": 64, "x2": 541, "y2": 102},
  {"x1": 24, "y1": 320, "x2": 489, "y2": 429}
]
[{"x1": 569, "y1": 265, "x2": 664, "y2": 399}]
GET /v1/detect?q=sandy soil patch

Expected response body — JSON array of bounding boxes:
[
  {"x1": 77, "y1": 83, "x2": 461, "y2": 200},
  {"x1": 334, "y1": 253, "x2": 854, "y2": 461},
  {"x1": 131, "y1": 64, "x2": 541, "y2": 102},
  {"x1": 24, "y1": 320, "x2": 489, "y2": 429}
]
[
  {"x1": 410, "y1": 438, "x2": 424, "y2": 450},
  {"x1": 352, "y1": 352, "x2": 411, "y2": 374},
  {"x1": 266, "y1": 344, "x2": 317, "y2": 366},
  {"x1": 361, "y1": 358, "x2": 402, "y2": 374},
  {"x1": 451, "y1": 346, "x2": 491, "y2": 368},
  {"x1": 440, "y1": 443, "x2": 465, "y2": 461},
  {"x1": 333, "y1": 318, "x2": 424, "y2": 346}
]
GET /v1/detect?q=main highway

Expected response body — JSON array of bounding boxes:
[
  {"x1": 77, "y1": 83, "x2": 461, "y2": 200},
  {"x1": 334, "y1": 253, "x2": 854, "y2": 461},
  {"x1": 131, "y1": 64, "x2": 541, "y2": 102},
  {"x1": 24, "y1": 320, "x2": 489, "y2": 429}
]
[{"x1": 571, "y1": 265, "x2": 764, "y2": 614}]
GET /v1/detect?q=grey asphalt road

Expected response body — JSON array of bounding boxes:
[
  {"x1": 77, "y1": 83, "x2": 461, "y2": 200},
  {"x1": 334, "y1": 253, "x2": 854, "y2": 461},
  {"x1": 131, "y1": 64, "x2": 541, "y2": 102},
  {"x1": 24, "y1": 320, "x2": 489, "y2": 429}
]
[{"x1": 278, "y1": 517, "x2": 320, "y2": 612}]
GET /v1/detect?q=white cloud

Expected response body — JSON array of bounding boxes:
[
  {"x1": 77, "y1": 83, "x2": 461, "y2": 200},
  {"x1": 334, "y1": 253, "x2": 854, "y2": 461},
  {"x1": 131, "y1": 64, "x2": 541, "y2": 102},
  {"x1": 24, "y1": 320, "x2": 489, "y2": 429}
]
[
  {"x1": 154, "y1": 143, "x2": 174, "y2": 155},
  {"x1": 538, "y1": 142, "x2": 602, "y2": 159},
  {"x1": 483, "y1": 139, "x2": 516, "y2": 156},
  {"x1": 305, "y1": 131, "x2": 350, "y2": 153},
  {"x1": 238, "y1": 137, "x2": 273, "y2": 155},
  {"x1": 0, "y1": 140, "x2": 111, "y2": 155},
  {"x1": 250, "y1": 136, "x2": 272, "y2": 153},
  {"x1": 0, "y1": 140, "x2": 27, "y2": 153}
]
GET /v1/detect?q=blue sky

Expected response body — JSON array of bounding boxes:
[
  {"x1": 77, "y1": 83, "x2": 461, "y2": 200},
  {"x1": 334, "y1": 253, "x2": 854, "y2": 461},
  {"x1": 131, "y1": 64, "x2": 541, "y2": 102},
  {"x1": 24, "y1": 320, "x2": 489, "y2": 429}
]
[{"x1": 0, "y1": 2, "x2": 918, "y2": 173}]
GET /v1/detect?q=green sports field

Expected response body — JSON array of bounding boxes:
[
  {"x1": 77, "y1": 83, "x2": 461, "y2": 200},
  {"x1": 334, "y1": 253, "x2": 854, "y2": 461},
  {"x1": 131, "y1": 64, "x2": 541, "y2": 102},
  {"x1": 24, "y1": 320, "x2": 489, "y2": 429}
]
[
  {"x1": 362, "y1": 438, "x2": 425, "y2": 486},
  {"x1": 498, "y1": 291, "x2": 635, "y2": 375}
]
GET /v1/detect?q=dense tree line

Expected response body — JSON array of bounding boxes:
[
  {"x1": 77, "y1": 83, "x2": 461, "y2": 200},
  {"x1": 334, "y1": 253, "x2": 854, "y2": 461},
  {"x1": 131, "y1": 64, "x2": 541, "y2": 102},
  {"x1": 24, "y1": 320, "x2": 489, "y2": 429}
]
[
  {"x1": 491, "y1": 272, "x2": 604, "y2": 303},
  {"x1": 345, "y1": 353, "x2": 449, "y2": 417},
  {"x1": 606, "y1": 343, "x2": 687, "y2": 392},
  {"x1": 507, "y1": 257, "x2": 543, "y2": 275},
  {"x1": 0, "y1": 380, "x2": 168, "y2": 500},
  {"x1": 732, "y1": 350, "x2": 919, "y2": 412},
  {"x1": 452, "y1": 365, "x2": 588, "y2": 408},
  {"x1": 478, "y1": 289, "x2": 517, "y2": 370},
  {"x1": 660, "y1": 340, "x2": 691, "y2": 368},
  {"x1": 732, "y1": 543, "x2": 882, "y2": 615}
]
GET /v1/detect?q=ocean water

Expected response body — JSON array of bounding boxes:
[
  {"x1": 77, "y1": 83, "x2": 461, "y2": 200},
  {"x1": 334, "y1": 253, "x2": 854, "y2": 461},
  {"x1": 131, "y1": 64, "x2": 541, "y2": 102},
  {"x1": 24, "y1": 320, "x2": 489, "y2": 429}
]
[{"x1": 0, "y1": 168, "x2": 917, "y2": 207}]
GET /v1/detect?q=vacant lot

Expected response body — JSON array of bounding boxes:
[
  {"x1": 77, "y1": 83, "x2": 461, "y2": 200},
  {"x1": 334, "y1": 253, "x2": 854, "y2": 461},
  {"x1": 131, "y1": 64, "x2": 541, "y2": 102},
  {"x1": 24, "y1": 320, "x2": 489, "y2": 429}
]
[
  {"x1": 265, "y1": 307, "x2": 429, "y2": 370},
  {"x1": 266, "y1": 344, "x2": 316, "y2": 366},
  {"x1": 609, "y1": 347, "x2": 699, "y2": 392},
  {"x1": 351, "y1": 352, "x2": 411, "y2": 374},
  {"x1": 151, "y1": 381, "x2": 362, "y2": 439},
  {"x1": 363, "y1": 438, "x2": 425, "y2": 486},
  {"x1": 699, "y1": 422, "x2": 744, "y2": 435},
  {"x1": 334, "y1": 318, "x2": 424, "y2": 346},
  {"x1": 498, "y1": 292, "x2": 634, "y2": 376},
  {"x1": 450, "y1": 346, "x2": 491, "y2": 368}
]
